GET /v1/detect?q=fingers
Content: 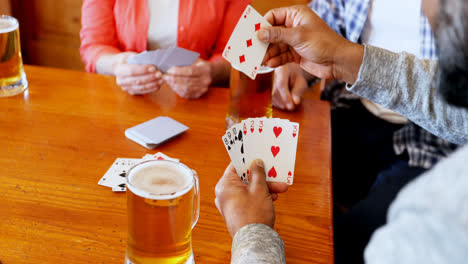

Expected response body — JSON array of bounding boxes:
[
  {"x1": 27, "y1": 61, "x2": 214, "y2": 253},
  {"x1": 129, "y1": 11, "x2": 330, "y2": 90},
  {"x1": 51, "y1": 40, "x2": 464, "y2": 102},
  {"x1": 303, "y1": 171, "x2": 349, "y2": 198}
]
[
  {"x1": 273, "y1": 66, "x2": 295, "y2": 110},
  {"x1": 263, "y1": 44, "x2": 299, "y2": 67},
  {"x1": 122, "y1": 81, "x2": 162, "y2": 95},
  {"x1": 115, "y1": 64, "x2": 156, "y2": 77},
  {"x1": 267, "y1": 182, "x2": 289, "y2": 194},
  {"x1": 116, "y1": 71, "x2": 162, "y2": 86},
  {"x1": 290, "y1": 72, "x2": 308, "y2": 105},
  {"x1": 271, "y1": 193, "x2": 278, "y2": 201},
  {"x1": 167, "y1": 65, "x2": 197, "y2": 77},
  {"x1": 263, "y1": 7, "x2": 291, "y2": 27},
  {"x1": 248, "y1": 159, "x2": 269, "y2": 193},
  {"x1": 258, "y1": 26, "x2": 295, "y2": 45},
  {"x1": 164, "y1": 74, "x2": 210, "y2": 99}
]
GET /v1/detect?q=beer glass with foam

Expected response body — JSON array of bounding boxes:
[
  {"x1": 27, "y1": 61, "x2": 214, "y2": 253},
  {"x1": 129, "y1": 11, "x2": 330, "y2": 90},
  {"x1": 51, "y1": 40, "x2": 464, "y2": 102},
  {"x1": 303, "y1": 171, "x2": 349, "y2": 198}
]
[
  {"x1": 125, "y1": 160, "x2": 200, "y2": 264},
  {"x1": 225, "y1": 65, "x2": 273, "y2": 128},
  {"x1": 0, "y1": 15, "x2": 27, "y2": 97}
]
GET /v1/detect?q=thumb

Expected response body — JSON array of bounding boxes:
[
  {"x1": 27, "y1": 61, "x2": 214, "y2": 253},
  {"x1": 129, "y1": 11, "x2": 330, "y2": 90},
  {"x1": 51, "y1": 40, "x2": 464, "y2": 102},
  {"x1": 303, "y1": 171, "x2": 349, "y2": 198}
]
[
  {"x1": 249, "y1": 159, "x2": 269, "y2": 193},
  {"x1": 291, "y1": 76, "x2": 308, "y2": 105},
  {"x1": 258, "y1": 26, "x2": 296, "y2": 45}
]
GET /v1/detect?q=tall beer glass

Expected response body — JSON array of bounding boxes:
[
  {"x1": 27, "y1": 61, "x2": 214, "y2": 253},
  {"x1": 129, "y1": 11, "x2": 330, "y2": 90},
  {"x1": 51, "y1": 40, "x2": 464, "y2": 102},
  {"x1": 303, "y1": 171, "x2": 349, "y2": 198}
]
[
  {"x1": 225, "y1": 65, "x2": 273, "y2": 128},
  {"x1": 0, "y1": 15, "x2": 28, "y2": 97},
  {"x1": 125, "y1": 160, "x2": 200, "y2": 264}
]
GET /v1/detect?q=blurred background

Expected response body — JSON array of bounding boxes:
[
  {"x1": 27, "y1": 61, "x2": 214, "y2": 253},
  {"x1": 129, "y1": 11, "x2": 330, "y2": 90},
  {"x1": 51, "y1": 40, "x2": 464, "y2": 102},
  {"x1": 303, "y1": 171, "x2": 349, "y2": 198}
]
[{"x1": 0, "y1": 0, "x2": 309, "y2": 72}]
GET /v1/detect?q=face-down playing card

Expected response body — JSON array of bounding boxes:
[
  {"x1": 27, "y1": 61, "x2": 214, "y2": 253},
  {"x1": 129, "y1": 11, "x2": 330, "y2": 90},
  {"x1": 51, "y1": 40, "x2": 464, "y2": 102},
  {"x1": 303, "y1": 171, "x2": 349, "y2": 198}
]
[
  {"x1": 222, "y1": 5, "x2": 272, "y2": 80},
  {"x1": 126, "y1": 47, "x2": 200, "y2": 73}
]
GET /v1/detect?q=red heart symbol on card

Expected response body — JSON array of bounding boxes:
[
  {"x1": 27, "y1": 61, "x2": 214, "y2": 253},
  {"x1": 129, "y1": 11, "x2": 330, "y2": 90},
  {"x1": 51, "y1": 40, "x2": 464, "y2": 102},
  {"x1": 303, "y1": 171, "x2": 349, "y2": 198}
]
[
  {"x1": 247, "y1": 170, "x2": 250, "y2": 175},
  {"x1": 273, "y1": 127, "x2": 282, "y2": 138},
  {"x1": 250, "y1": 128, "x2": 254, "y2": 133},
  {"x1": 157, "y1": 157, "x2": 164, "y2": 160},
  {"x1": 243, "y1": 130, "x2": 247, "y2": 135},
  {"x1": 259, "y1": 128, "x2": 263, "y2": 133},
  {"x1": 271, "y1": 146, "x2": 280, "y2": 157},
  {"x1": 288, "y1": 171, "x2": 292, "y2": 176},
  {"x1": 293, "y1": 133, "x2": 297, "y2": 138},
  {"x1": 268, "y1": 167, "x2": 277, "y2": 178}
]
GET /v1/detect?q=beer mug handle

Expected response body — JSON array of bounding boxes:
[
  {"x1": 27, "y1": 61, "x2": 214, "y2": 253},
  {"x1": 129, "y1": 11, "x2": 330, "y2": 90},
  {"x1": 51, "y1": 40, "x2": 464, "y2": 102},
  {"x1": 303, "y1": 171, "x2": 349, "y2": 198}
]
[{"x1": 191, "y1": 170, "x2": 200, "y2": 229}]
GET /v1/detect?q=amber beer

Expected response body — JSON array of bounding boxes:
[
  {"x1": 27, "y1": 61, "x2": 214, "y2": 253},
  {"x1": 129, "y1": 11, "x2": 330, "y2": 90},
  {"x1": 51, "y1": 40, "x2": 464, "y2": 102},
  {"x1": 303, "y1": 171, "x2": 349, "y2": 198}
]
[
  {"x1": 226, "y1": 65, "x2": 273, "y2": 128},
  {"x1": 126, "y1": 160, "x2": 200, "y2": 264},
  {"x1": 0, "y1": 15, "x2": 27, "y2": 97}
]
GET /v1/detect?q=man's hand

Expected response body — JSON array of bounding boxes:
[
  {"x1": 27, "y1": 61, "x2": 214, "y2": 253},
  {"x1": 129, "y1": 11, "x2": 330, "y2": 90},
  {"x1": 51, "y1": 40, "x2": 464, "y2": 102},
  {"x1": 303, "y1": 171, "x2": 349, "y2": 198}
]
[
  {"x1": 273, "y1": 63, "x2": 309, "y2": 111},
  {"x1": 215, "y1": 161, "x2": 289, "y2": 237},
  {"x1": 113, "y1": 52, "x2": 164, "y2": 95},
  {"x1": 163, "y1": 59, "x2": 212, "y2": 99},
  {"x1": 258, "y1": 5, "x2": 363, "y2": 84}
]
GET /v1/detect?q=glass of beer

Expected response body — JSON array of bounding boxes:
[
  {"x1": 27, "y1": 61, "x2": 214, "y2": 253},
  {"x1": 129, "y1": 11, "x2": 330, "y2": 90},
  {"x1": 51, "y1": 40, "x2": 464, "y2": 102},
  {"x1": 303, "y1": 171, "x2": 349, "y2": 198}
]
[
  {"x1": 125, "y1": 160, "x2": 200, "y2": 264},
  {"x1": 0, "y1": 15, "x2": 28, "y2": 97},
  {"x1": 225, "y1": 65, "x2": 274, "y2": 128}
]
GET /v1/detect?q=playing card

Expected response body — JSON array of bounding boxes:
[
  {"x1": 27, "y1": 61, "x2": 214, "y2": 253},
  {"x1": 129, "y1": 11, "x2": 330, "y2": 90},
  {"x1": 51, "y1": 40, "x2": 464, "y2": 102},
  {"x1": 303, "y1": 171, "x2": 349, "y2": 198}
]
[
  {"x1": 222, "y1": 133, "x2": 243, "y2": 178},
  {"x1": 158, "y1": 47, "x2": 200, "y2": 72},
  {"x1": 99, "y1": 153, "x2": 181, "y2": 192},
  {"x1": 126, "y1": 50, "x2": 163, "y2": 66},
  {"x1": 125, "y1": 116, "x2": 188, "y2": 148},
  {"x1": 222, "y1": 118, "x2": 299, "y2": 185},
  {"x1": 230, "y1": 123, "x2": 248, "y2": 183},
  {"x1": 126, "y1": 47, "x2": 200, "y2": 73},
  {"x1": 142, "y1": 152, "x2": 180, "y2": 162},
  {"x1": 285, "y1": 121, "x2": 299, "y2": 185},
  {"x1": 98, "y1": 158, "x2": 141, "y2": 189},
  {"x1": 222, "y1": 5, "x2": 271, "y2": 80}
]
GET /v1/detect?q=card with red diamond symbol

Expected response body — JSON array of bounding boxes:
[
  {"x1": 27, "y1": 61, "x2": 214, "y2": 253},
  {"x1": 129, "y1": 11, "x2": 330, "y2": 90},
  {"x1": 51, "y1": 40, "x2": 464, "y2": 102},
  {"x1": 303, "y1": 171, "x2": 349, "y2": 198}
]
[
  {"x1": 222, "y1": 5, "x2": 272, "y2": 80},
  {"x1": 221, "y1": 117, "x2": 299, "y2": 185}
]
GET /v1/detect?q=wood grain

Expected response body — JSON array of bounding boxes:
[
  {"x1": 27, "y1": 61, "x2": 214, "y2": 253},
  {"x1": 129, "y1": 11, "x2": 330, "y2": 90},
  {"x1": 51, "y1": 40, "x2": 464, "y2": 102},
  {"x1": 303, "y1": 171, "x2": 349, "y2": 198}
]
[
  {"x1": 0, "y1": 65, "x2": 333, "y2": 263},
  {"x1": 12, "y1": 0, "x2": 84, "y2": 71}
]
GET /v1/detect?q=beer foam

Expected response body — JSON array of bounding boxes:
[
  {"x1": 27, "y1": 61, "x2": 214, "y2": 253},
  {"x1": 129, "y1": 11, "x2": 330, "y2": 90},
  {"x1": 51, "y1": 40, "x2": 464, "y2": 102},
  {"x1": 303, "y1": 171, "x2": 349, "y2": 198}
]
[
  {"x1": 128, "y1": 161, "x2": 193, "y2": 199},
  {"x1": 0, "y1": 17, "x2": 18, "y2": 34}
]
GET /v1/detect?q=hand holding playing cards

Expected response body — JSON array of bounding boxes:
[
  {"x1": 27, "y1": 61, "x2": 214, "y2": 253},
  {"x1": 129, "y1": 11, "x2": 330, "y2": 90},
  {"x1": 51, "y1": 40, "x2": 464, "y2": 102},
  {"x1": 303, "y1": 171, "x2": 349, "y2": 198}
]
[
  {"x1": 258, "y1": 5, "x2": 364, "y2": 84},
  {"x1": 215, "y1": 161, "x2": 288, "y2": 237},
  {"x1": 163, "y1": 59, "x2": 212, "y2": 99},
  {"x1": 113, "y1": 52, "x2": 164, "y2": 95},
  {"x1": 273, "y1": 63, "x2": 309, "y2": 111}
]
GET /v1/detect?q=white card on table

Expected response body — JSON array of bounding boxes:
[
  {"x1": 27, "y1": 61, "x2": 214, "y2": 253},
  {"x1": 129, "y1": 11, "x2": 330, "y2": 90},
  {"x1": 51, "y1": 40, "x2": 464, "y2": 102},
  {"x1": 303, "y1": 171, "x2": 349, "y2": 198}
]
[
  {"x1": 142, "y1": 152, "x2": 180, "y2": 162},
  {"x1": 222, "y1": 5, "x2": 271, "y2": 80},
  {"x1": 125, "y1": 116, "x2": 188, "y2": 149},
  {"x1": 98, "y1": 158, "x2": 142, "y2": 189}
]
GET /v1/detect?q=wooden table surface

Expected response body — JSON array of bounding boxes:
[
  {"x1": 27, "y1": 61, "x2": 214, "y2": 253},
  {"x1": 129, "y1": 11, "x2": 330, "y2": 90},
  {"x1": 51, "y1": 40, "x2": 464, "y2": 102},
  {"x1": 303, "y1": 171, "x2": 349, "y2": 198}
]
[{"x1": 0, "y1": 65, "x2": 333, "y2": 263}]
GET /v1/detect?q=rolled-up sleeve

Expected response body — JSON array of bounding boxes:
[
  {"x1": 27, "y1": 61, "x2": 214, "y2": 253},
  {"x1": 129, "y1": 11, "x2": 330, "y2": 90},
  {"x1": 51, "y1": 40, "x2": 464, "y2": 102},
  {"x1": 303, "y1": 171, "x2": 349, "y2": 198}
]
[
  {"x1": 231, "y1": 224, "x2": 286, "y2": 264},
  {"x1": 80, "y1": 0, "x2": 121, "y2": 73},
  {"x1": 347, "y1": 45, "x2": 468, "y2": 144}
]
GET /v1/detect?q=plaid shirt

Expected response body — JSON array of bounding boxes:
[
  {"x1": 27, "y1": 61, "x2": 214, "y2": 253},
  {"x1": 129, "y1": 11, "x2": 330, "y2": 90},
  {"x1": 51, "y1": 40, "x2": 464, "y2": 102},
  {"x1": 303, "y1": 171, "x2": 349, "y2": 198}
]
[{"x1": 310, "y1": 0, "x2": 458, "y2": 168}]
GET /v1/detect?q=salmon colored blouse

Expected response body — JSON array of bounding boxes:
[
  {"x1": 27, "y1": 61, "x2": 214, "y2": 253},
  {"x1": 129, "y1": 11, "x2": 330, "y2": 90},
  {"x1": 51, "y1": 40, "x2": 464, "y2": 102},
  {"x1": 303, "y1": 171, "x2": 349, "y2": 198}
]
[{"x1": 80, "y1": 0, "x2": 250, "y2": 73}]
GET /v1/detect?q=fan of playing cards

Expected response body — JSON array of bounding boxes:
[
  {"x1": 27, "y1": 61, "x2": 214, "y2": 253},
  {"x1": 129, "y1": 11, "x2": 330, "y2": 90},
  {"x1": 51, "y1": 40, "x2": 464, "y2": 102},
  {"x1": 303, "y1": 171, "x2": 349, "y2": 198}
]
[{"x1": 222, "y1": 118, "x2": 299, "y2": 185}]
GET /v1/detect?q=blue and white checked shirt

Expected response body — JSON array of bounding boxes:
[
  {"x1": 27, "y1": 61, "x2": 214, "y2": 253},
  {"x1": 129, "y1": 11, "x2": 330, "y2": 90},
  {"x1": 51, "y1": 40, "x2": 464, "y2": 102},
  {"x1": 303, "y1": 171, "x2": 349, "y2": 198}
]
[{"x1": 310, "y1": 0, "x2": 458, "y2": 168}]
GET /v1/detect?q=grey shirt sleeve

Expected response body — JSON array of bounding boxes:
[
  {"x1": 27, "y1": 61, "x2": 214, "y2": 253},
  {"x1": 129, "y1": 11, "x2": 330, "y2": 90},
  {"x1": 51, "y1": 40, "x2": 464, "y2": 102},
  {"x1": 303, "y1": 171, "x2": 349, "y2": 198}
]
[
  {"x1": 347, "y1": 45, "x2": 468, "y2": 145},
  {"x1": 364, "y1": 144, "x2": 468, "y2": 264},
  {"x1": 231, "y1": 223, "x2": 286, "y2": 264}
]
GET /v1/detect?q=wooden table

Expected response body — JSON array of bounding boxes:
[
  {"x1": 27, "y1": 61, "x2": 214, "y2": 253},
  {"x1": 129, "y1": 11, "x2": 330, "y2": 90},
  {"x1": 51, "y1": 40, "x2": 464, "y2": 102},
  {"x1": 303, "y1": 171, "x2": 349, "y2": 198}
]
[{"x1": 0, "y1": 66, "x2": 332, "y2": 263}]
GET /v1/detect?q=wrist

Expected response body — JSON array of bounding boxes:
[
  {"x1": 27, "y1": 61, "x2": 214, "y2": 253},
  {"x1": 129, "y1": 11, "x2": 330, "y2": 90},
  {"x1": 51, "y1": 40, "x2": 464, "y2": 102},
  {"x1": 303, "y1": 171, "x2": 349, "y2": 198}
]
[
  {"x1": 209, "y1": 59, "x2": 230, "y2": 86},
  {"x1": 332, "y1": 41, "x2": 364, "y2": 84}
]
